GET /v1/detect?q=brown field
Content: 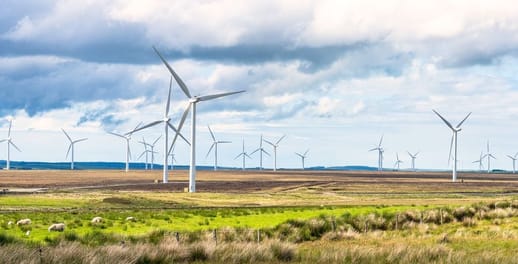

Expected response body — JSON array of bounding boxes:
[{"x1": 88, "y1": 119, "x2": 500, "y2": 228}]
[{"x1": 1, "y1": 169, "x2": 518, "y2": 194}]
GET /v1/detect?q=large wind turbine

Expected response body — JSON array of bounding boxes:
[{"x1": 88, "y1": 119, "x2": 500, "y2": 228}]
[
  {"x1": 295, "y1": 149, "x2": 309, "y2": 170},
  {"x1": 62, "y1": 129, "x2": 87, "y2": 170},
  {"x1": 506, "y1": 153, "x2": 517, "y2": 173},
  {"x1": 369, "y1": 136, "x2": 384, "y2": 171},
  {"x1": 0, "y1": 119, "x2": 21, "y2": 170},
  {"x1": 263, "y1": 135, "x2": 286, "y2": 172},
  {"x1": 250, "y1": 134, "x2": 270, "y2": 170},
  {"x1": 153, "y1": 46, "x2": 245, "y2": 192},
  {"x1": 206, "y1": 125, "x2": 231, "y2": 171},
  {"x1": 472, "y1": 151, "x2": 484, "y2": 172},
  {"x1": 484, "y1": 141, "x2": 496, "y2": 173},
  {"x1": 128, "y1": 75, "x2": 189, "y2": 183},
  {"x1": 108, "y1": 122, "x2": 142, "y2": 172},
  {"x1": 394, "y1": 153, "x2": 403, "y2": 171},
  {"x1": 432, "y1": 109, "x2": 471, "y2": 182},
  {"x1": 234, "y1": 140, "x2": 252, "y2": 171},
  {"x1": 407, "y1": 151, "x2": 419, "y2": 171}
]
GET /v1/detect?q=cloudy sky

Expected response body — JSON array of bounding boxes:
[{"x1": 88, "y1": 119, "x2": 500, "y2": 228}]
[{"x1": 2, "y1": 0, "x2": 518, "y2": 170}]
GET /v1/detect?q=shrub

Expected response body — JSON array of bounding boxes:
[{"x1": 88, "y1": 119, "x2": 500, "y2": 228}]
[{"x1": 270, "y1": 240, "x2": 296, "y2": 262}]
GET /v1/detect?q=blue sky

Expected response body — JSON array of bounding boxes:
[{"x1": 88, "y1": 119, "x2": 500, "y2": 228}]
[{"x1": 2, "y1": 0, "x2": 518, "y2": 170}]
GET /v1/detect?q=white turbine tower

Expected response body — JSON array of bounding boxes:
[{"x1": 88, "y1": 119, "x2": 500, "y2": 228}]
[
  {"x1": 62, "y1": 129, "x2": 87, "y2": 170},
  {"x1": 153, "y1": 47, "x2": 245, "y2": 192},
  {"x1": 263, "y1": 135, "x2": 286, "y2": 172},
  {"x1": 506, "y1": 153, "x2": 517, "y2": 173},
  {"x1": 206, "y1": 125, "x2": 231, "y2": 171},
  {"x1": 128, "y1": 75, "x2": 189, "y2": 183},
  {"x1": 407, "y1": 151, "x2": 419, "y2": 171},
  {"x1": 369, "y1": 136, "x2": 384, "y2": 171},
  {"x1": 472, "y1": 152, "x2": 485, "y2": 172},
  {"x1": 484, "y1": 141, "x2": 496, "y2": 173},
  {"x1": 250, "y1": 134, "x2": 270, "y2": 170},
  {"x1": 108, "y1": 122, "x2": 142, "y2": 172},
  {"x1": 432, "y1": 109, "x2": 471, "y2": 182},
  {"x1": 394, "y1": 153, "x2": 403, "y2": 171},
  {"x1": 295, "y1": 149, "x2": 309, "y2": 170},
  {"x1": 0, "y1": 119, "x2": 21, "y2": 170},
  {"x1": 234, "y1": 140, "x2": 252, "y2": 171}
]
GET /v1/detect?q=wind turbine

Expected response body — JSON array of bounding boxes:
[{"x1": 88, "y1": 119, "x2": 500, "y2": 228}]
[
  {"x1": 127, "y1": 74, "x2": 189, "y2": 183},
  {"x1": 62, "y1": 129, "x2": 87, "y2": 170},
  {"x1": 394, "y1": 153, "x2": 403, "y2": 171},
  {"x1": 432, "y1": 109, "x2": 471, "y2": 182},
  {"x1": 407, "y1": 151, "x2": 419, "y2": 171},
  {"x1": 168, "y1": 146, "x2": 177, "y2": 170},
  {"x1": 0, "y1": 119, "x2": 21, "y2": 170},
  {"x1": 206, "y1": 125, "x2": 231, "y2": 171},
  {"x1": 506, "y1": 153, "x2": 518, "y2": 173},
  {"x1": 295, "y1": 149, "x2": 309, "y2": 170},
  {"x1": 263, "y1": 135, "x2": 286, "y2": 172},
  {"x1": 234, "y1": 140, "x2": 252, "y2": 171},
  {"x1": 250, "y1": 134, "x2": 270, "y2": 170},
  {"x1": 138, "y1": 136, "x2": 162, "y2": 170},
  {"x1": 369, "y1": 136, "x2": 384, "y2": 171},
  {"x1": 153, "y1": 46, "x2": 245, "y2": 192},
  {"x1": 484, "y1": 141, "x2": 496, "y2": 173},
  {"x1": 472, "y1": 151, "x2": 485, "y2": 172},
  {"x1": 108, "y1": 122, "x2": 142, "y2": 172}
]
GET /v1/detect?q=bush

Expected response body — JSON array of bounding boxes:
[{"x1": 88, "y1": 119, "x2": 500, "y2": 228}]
[{"x1": 270, "y1": 241, "x2": 296, "y2": 262}]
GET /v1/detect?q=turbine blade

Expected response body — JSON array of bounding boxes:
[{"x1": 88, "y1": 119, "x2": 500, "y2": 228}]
[
  {"x1": 127, "y1": 120, "x2": 162, "y2": 135},
  {"x1": 369, "y1": 148, "x2": 378, "y2": 152},
  {"x1": 167, "y1": 121, "x2": 190, "y2": 146},
  {"x1": 448, "y1": 134, "x2": 454, "y2": 165},
  {"x1": 489, "y1": 154, "x2": 496, "y2": 159},
  {"x1": 295, "y1": 152, "x2": 303, "y2": 158},
  {"x1": 304, "y1": 149, "x2": 309, "y2": 156},
  {"x1": 207, "y1": 125, "x2": 216, "y2": 141},
  {"x1": 137, "y1": 150, "x2": 146, "y2": 160},
  {"x1": 153, "y1": 46, "x2": 192, "y2": 98},
  {"x1": 456, "y1": 112, "x2": 472, "y2": 128},
  {"x1": 234, "y1": 153, "x2": 243, "y2": 160},
  {"x1": 152, "y1": 135, "x2": 162, "y2": 146},
  {"x1": 133, "y1": 121, "x2": 143, "y2": 132},
  {"x1": 263, "y1": 139, "x2": 275, "y2": 147},
  {"x1": 262, "y1": 149, "x2": 271, "y2": 156},
  {"x1": 407, "y1": 151, "x2": 412, "y2": 157},
  {"x1": 245, "y1": 153, "x2": 253, "y2": 159},
  {"x1": 198, "y1": 90, "x2": 245, "y2": 102},
  {"x1": 206, "y1": 143, "x2": 215, "y2": 158},
  {"x1": 73, "y1": 138, "x2": 88, "y2": 144},
  {"x1": 507, "y1": 155, "x2": 514, "y2": 160},
  {"x1": 250, "y1": 148, "x2": 260, "y2": 155},
  {"x1": 0, "y1": 139, "x2": 5, "y2": 143},
  {"x1": 415, "y1": 152, "x2": 420, "y2": 156},
  {"x1": 218, "y1": 141, "x2": 231, "y2": 144},
  {"x1": 166, "y1": 76, "x2": 172, "y2": 116},
  {"x1": 9, "y1": 141, "x2": 21, "y2": 152},
  {"x1": 276, "y1": 135, "x2": 286, "y2": 145},
  {"x1": 108, "y1": 132, "x2": 125, "y2": 138},
  {"x1": 378, "y1": 135, "x2": 383, "y2": 147},
  {"x1": 432, "y1": 110, "x2": 454, "y2": 130},
  {"x1": 62, "y1": 128, "x2": 72, "y2": 142},
  {"x1": 66, "y1": 144, "x2": 72, "y2": 159},
  {"x1": 8, "y1": 120, "x2": 12, "y2": 137}
]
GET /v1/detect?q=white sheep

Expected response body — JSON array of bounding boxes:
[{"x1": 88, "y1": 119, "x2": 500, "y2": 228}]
[
  {"x1": 48, "y1": 223, "x2": 65, "y2": 232},
  {"x1": 7, "y1": 221, "x2": 13, "y2": 226},
  {"x1": 25, "y1": 231, "x2": 30, "y2": 236},
  {"x1": 91, "y1": 216, "x2": 103, "y2": 224},
  {"x1": 16, "y1": 219, "x2": 31, "y2": 226},
  {"x1": 125, "y1": 216, "x2": 136, "y2": 222}
]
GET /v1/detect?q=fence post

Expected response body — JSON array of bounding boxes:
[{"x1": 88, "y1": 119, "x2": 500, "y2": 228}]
[
  {"x1": 440, "y1": 209, "x2": 443, "y2": 225},
  {"x1": 257, "y1": 229, "x2": 260, "y2": 243},
  {"x1": 175, "y1": 232, "x2": 180, "y2": 242},
  {"x1": 395, "y1": 214, "x2": 399, "y2": 230},
  {"x1": 213, "y1": 229, "x2": 217, "y2": 245},
  {"x1": 420, "y1": 211, "x2": 423, "y2": 225}
]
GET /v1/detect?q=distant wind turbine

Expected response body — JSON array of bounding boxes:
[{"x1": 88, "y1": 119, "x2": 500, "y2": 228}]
[
  {"x1": 169, "y1": 145, "x2": 177, "y2": 170},
  {"x1": 263, "y1": 135, "x2": 286, "y2": 172},
  {"x1": 295, "y1": 149, "x2": 309, "y2": 170},
  {"x1": 484, "y1": 141, "x2": 496, "y2": 173},
  {"x1": 506, "y1": 153, "x2": 518, "y2": 173},
  {"x1": 472, "y1": 151, "x2": 485, "y2": 172},
  {"x1": 394, "y1": 153, "x2": 403, "y2": 171},
  {"x1": 138, "y1": 136, "x2": 161, "y2": 170},
  {"x1": 108, "y1": 122, "x2": 142, "y2": 172},
  {"x1": 250, "y1": 134, "x2": 270, "y2": 170},
  {"x1": 234, "y1": 140, "x2": 252, "y2": 171},
  {"x1": 154, "y1": 46, "x2": 245, "y2": 192},
  {"x1": 0, "y1": 119, "x2": 21, "y2": 170},
  {"x1": 407, "y1": 151, "x2": 419, "y2": 171},
  {"x1": 206, "y1": 125, "x2": 231, "y2": 171},
  {"x1": 62, "y1": 129, "x2": 87, "y2": 170},
  {"x1": 432, "y1": 109, "x2": 471, "y2": 182},
  {"x1": 369, "y1": 136, "x2": 384, "y2": 171}
]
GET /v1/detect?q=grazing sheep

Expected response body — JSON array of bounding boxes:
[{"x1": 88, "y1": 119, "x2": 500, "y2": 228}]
[
  {"x1": 91, "y1": 216, "x2": 103, "y2": 224},
  {"x1": 7, "y1": 221, "x2": 13, "y2": 226},
  {"x1": 125, "y1": 216, "x2": 136, "y2": 222},
  {"x1": 25, "y1": 231, "x2": 30, "y2": 236},
  {"x1": 48, "y1": 223, "x2": 65, "y2": 232},
  {"x1": 16, "y1": 219, "x2": 31, "y2": 226}
]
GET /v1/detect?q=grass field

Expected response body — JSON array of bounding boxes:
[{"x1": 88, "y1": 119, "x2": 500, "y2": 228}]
[{"x1": 1, "y1": 169, "x2": 518, "y2": 263}]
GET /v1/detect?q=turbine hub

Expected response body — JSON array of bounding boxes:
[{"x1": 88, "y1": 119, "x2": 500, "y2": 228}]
[
  {"x1": 189, "y1": 97, "x2": 200, "y2": 103},
  {"x1": 163, "y1": 117, "x2": 170, "y2": 122}
]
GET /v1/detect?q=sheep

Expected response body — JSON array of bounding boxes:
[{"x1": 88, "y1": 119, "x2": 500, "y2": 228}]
[
  {"x1": 125, "y1": 216, "x2": 136, "y2": 222},
  {"x1": 25, "y1": 231, "x2": 30, "y2": 236},
  {"x1": 48, "y1": 223, "x2": 65, "y2": 232},
  {"x1": 7, "y1": 221, "x2": 13, "y2": 226},
  {"x1": 16, "y1": 219, "x2": 31, "y2": 226},
  {"x1": 91, "y1": 216, "x2": 103, "y2": 224}
]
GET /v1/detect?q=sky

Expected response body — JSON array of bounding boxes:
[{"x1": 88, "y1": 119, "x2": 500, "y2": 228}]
[{"x1": 2, "y1": 0, "x2": 518, "y2": 170}]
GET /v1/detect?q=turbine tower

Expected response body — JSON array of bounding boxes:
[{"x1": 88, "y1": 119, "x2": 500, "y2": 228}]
[
  {"x1": 250, "y1": 134, "x2": 270, "y2": 170},
  {"x1": 234, "y1": 140, "x2": 252, "y2": 171},
  {"x1": 153, "y1": 47, "x2": 245, "y2": 192},
  {"x1": 432, "y1": 109, "x2": 471, "y2": 182},
  {"x1": 128, "y1": 75, "x2": 189, "y2": 183},
  {"x1": 484, "y1": 141, "x2": 496, "y2": 173},
  {"x1": 407, "y1": 151, "x2": 419, "y2": 171},
  {"x1": 394, "y1": 153, "x2": 403, "y2": 171},
  {"x1": 369, "y1": 136, "x2": 384, "y2": 171},
  {"x1": 506, "y1": 153, "x2": 518, "y2": 173},
  {"x1": 472, "y1": 152, "x2": 485, "y2": 172},
  {"x1": 295, "y1": 149, "x2": 309, "y2": 170},
  {"x1": 263, "y1": 135, "x2": 286, "y2": 172},
  {"x1": 108, "y1": 122, "x2": 142, "y2": 172},
  {"x1": 0, "y1": 119, "x2": 21, "y2": 170},
  {"x1": 62, "y1": 129, "x2": 87, "y2": 170},
  {"x1": 206, "y1": 125, "x2": 231, "y2": 171}
]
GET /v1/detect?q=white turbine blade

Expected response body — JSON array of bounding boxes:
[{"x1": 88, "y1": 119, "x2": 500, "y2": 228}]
[
  {"x1": 9, "y1": 141, "x2": 21, "y2": 152},
  {"x1": 489, "y1": 154, "x2": 496, "y2": 159},
  {"x1": 73, "y1": 138, "x2": 88, "y2": 144},
  {"x1": 0, "y1": 139, "x2": 6, "y2": 143},
  {"x1": 448, "y1": 134, "x2": 454, "y2": 165},
  {"x1": 414, "y1": 152, "x2": 420, "y2": 157},
  {"x1": 378, "y1": 135, "x2": 384, "y2": 147},
  {"x1": 198, "y1": 90, "x2": 245, "y2": 102},
  {"x1": 472, "y1": 160, "x2": 479, "y2": 163},
  {"x1": 514, "y1": 152, "x2": 518, "y2": 159},
  {"x1": 206, "y1": 143, "x2": 215, "y2": 158},
  {"x1": 407, "y1": 151, "x2": 412, "y2": 157},
  {"x1": 263, "y1": 139, "x2": 275, "y2": 147},
  {"x1": 507, "y1": 155, "x2": 514, "y2": 160},
  {"x1": 127, "y1": 120, "x2": 162, "y2": 135},
  {"x1": 137, "y1": 150, "x2": 146, "y2": 160},
  {"x1": 369, "y1": 147, "x2": 378, "y2": 152},
  {"x1": 245, "y1": 153, "x2": 253, "y2": 159},
  {"x1": 65, "y1": 144, "x2": 72, "y2": 159},
  {"x1": 62, "y1": 128, "x2": 72, "y2": 142},
  {"x1": 167, "y1": 121, "x2": 190, "y2": 145},
  {"x1": 432, "y1": 110, "x2": 454, "y2": 130},
  {"x1": 133, "y1": 121, "x2": 143, "y2": 132},
  {"x1": 218, "y1": 141, "x2": 231, "y2": 144},
  {"x1": 456, "y1": 112, "x2": 472, "y2": 128},
  {"x1": 276, "y1": 135, "x2": 286, "y2": 145},
  {"x1": 234, "y1": 153, "x2": 244, "y2": 160},
  {"x1": 108, "y1": 132, "x2": 125, "y2": 139},
  {"x1": 153, "y1": 46, "x2": 192, "y2": 98},
  {"x1": 8, "y1": 120, "x2": 12, "y2": 137},
  {"x1": 250, "y1": 148, "x2": 260, "y2": 155},
  {"x1": 304, "y1": 149, "x2": 309, "y2": 156},
  {"x1": 152, "y1": 135, "x2": 162, "y2": 146},
  {"x1": 207, "y1": 125, "x2": 216, "y2": 141},
  {"x1": 177, "y1": 103, "x2": 192, "y2": 133},
  {"x1": 165, "y1": 76, "x2": 173, "y2": 116},
  {"x1": 295, "y1": 152, "x2": 303, "y2": 158},
  {"x1": 481, "y1": 154, "x2": 488, "y2": 159},
  {"x1": 262, "y1": 149, "x2": 271, "y2": 156}
]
